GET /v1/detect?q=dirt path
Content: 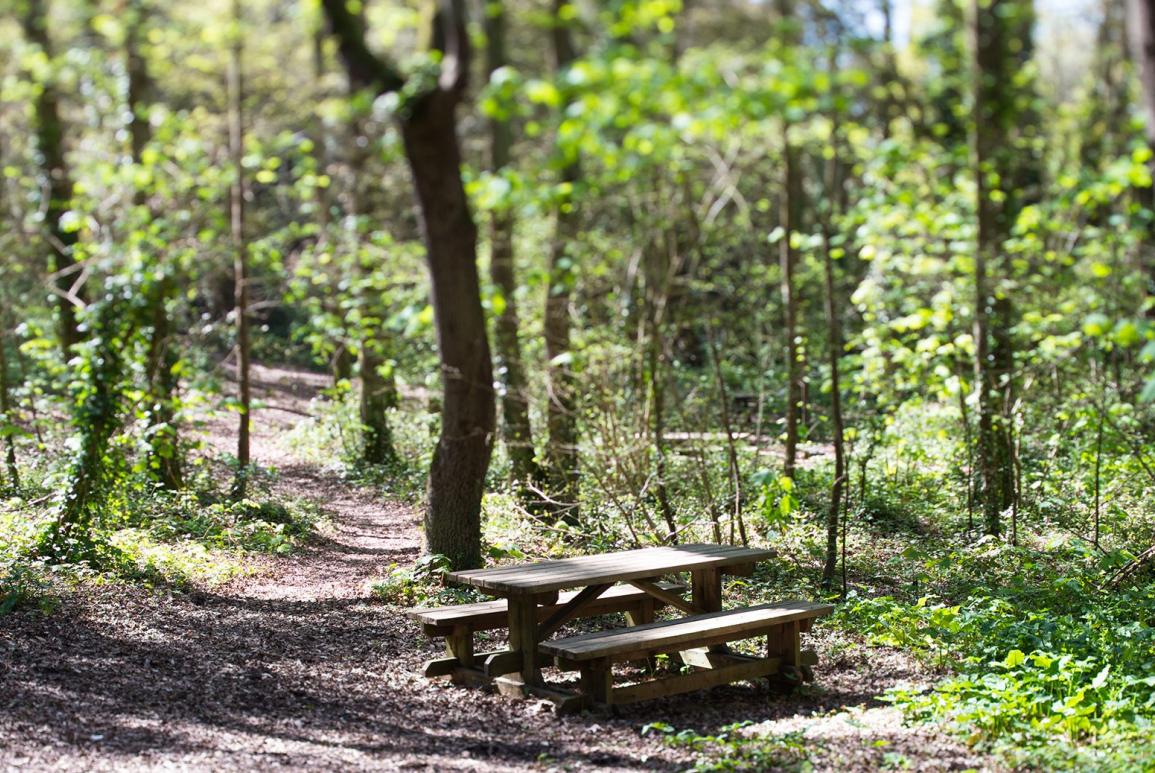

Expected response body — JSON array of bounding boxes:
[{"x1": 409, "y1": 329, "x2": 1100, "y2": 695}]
[{"x1": 0, "y1": 366, "x2": 994, "y2": 771}]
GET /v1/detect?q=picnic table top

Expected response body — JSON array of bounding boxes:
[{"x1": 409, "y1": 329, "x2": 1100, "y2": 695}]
[{"x1": 445, "y1": 543, "x2": 776, "y2": 596}]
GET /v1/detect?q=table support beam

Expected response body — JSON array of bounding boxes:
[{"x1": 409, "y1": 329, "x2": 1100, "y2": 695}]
[
  {"x1": 628, "y1": 578, "x2": 703, "y2": 615},
  {"x1": 537, "y1": 583, "x2": 612, "y2": 640}
]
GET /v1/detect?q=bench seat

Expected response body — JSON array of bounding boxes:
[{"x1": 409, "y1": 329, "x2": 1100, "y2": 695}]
[
  {"x1": 409, "y1": 581, "x2": 687, "y2": 637},
  {"x1": 539, "y1": 599, "x2": 833, "y2": 706},
  {"x1": 541, "y1": 599, "x2": 832, "y2": 663}
]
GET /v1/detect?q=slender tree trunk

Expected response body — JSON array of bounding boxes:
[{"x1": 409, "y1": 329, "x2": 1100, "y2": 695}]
[
  {"x1": 360, "y1": 343, "x2": 397, "y2": 465},
  {"x1": 972, "y1": 0, "x2": 1034, "y2": 535},
  {"x1": 345, "y1": 109, "x2": 397, "y2": 466},
  {"x1": 780, "y1": 136, "x2": 803, "y2": 480},
  {"x1": 545, "y1": 0, "x2": 581, "y2": 518},
  {"x1": 776, "y1": 0, "x2": 804, "y2": 480},
  {"x1": 128, "y1": 1, "x2": 182, "y2": 490},
  {"x1": 1128, "y1": 0, "x2": 1155, "y2": 316},
  {"x1": 820, "y1": 156, "x2": 846, "y2": 589},
  {"x1": 229, "y1": 0, "x2": 252, "y2": 498},
  {"x1": 486, "y1": 0, "x2": 539, "y2": 493},
  {"x1": 707, "y1": 328, "x2": 748, "y2": 547},
  {"x1": 0, "y1": 318, "x2": 19, "y2": 491},
  {"x1": 954, "y1": 345, "x2": 976, "y2": 535},
  {"x1": 21, "y1": 0, "x2": 85, "y2": 356},
  {"x1": 644, "y1": 236, "x2": 678, "y2": 543}
]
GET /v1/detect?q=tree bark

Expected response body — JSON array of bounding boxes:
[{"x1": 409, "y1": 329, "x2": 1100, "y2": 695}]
[
  {"x1": 323, "y1": 0, "x2": 494, "y2": 569},
  {"x1": 229, "y1": 0, "x2": 252, "y2": 499},
  {"x1": 820, "y1": 181, "x2": 846, "y2": 589},
  {"x1": 21, "y1": 0, "x2": 85, "y2": 356},
  {"x1": 485, "y1": 0, "x2": 540, "y2": 493},
  {"x1": 401, "y1": 95, "x2": 494, "y2": 569},
  {"x1": 780, "y1": 139, "x2": 803, "y2": 481},
  {"x1": 972, "y1": 0, "x2": 1035, "y2": 536},
  {"x1": 776, "y1": 0, "x2": 803, "y2": 481}
]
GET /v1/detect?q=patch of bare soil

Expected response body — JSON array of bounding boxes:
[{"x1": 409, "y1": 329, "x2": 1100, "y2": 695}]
[{"x1": 0, "y1": 366, "x2": 996, "y2": 771}]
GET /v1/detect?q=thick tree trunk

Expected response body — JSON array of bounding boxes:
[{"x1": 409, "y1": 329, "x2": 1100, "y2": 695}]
[
  {"x1": 323, "y1": 0, "x2": 493, "y2": 569},
  {"x1": 401, "y1": 93, "x2": 495, "y2": 570},
  {"x1": 229, "y1": 0, "x2": 252, "y2": 499},
  {"x1": 485, "y1": 0, "x2": 540, "y2": 493},
  {"x1": 21, "y1": 0, "x2": 85, "y2": 355},
  {"x1": 545, "y1": 0, "x2": 581, "y2": 517}
]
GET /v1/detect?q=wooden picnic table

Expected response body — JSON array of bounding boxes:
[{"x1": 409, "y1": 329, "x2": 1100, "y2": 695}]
[{"x1": 444, "y1": 543, "x2": 776, "y2": 695}]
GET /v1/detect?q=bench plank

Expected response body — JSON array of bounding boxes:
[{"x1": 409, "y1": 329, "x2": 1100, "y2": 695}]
[
  {"x1": 410, "y1": 582, "x2": 686, "y2": 635},
  {"x1": 540, "y1": 600, "x2": 833, "y2": 662}
]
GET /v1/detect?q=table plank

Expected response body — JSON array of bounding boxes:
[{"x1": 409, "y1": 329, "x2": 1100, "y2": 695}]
[{"x1": 445, "y1": 544, "x2": 776, "y2": 596}]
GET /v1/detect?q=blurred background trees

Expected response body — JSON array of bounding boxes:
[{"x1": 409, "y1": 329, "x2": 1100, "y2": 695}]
[{"x1": 0, "y1": 0, "x2": 1151, "y2": 577}]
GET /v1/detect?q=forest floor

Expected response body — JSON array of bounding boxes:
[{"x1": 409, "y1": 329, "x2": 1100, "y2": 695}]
[{"x1": 0, "y1": 366, "x2": 998, "y2": 772}]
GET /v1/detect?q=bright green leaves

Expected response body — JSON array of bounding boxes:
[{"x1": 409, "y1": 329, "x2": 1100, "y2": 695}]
[
  {"x1": 1004, "y1": 648, "x2": 1027, "y2": 668},
  {"x1": 751, "y1": 470, "x2": 798, "y2": 528},
  {"x1": 600, "y1": 0, "x2": 683, "y2": 41},
  {"x1": 525, "y1": 79, "x2": 561, "y2": 108}
]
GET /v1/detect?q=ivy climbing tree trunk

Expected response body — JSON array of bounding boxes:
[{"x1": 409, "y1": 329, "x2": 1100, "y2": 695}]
[
  {"x1": 43, "y1": 295, "x2": 136, "y2": 563},
  {"x1": 128, "y1": 0, "x2": 182, "y2": 491},
  {"x1": 545, "y1": 0, "x2": 581, "y2": 520},
  {"x1": 229, "y1": 0, "x2": 252, "y2": 499},
  {"x1": 485, "y1": 0, "x2": 540, "y2": 497},
  {"x1": 20, "y1": 0, "x2": 86, "y2": 356},
  {"x1": 323, "y1": 0, "x2": 494, "y2": 570},
  {"x1": 972, "y1": 0, "x2": 1036, "y2": 536}
]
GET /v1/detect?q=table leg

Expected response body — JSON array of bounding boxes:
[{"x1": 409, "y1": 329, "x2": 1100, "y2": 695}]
[
  {"x1": 691, "y1": 568, "x2": 723, "y2": 612},
  {"x1": 691, "y1": 567, "x2": 727, "y2": 654},
  {"x1": 507, "y1": 596, "x2": 543, "y2": 687}
]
